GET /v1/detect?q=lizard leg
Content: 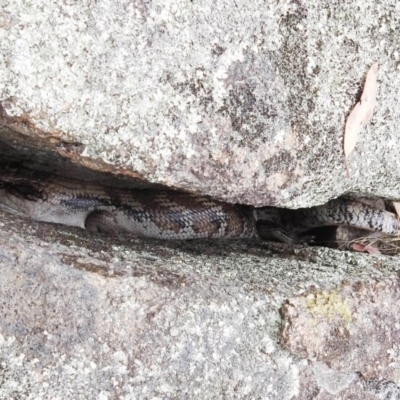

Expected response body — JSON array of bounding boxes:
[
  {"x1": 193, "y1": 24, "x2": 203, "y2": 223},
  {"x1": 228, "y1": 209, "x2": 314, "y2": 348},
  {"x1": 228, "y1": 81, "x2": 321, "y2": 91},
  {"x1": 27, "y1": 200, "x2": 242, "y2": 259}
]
[
  {"x1": 85, "y1": 210, "x2": 121, "y2": 235},
  {"x1": 256, "y1": 221, "x2": 313, "y2": 244}
]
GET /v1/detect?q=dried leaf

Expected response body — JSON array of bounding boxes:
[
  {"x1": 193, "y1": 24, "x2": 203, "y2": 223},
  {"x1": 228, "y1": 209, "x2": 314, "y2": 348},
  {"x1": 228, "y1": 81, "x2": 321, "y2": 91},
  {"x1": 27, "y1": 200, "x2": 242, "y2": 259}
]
[
  {"x1": 352, "y1": 242, "x2": 381, "y2": 254},
  {"x1": 344, "y1": 103, "x2": 363, "y2": 175},
  {"x1": 360, "y1": 62, "x2": 379, "y2": 123},
  {"x1": 393, "y1": 201, "x2": 400, "y2": 219},
  {"x1": 344, "y1": 62, "x2": 379, "y2": 176},
  {"x1": 363, "y1": 231, "x2": 385, "y2": 241}
]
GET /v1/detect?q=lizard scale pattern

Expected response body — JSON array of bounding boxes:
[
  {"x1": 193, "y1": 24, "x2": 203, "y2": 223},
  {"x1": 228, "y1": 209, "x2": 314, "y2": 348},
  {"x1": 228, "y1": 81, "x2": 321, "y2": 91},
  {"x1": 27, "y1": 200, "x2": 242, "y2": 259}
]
[{"x1": 1, "y1": 165, "x2": 399, "y2": 242}]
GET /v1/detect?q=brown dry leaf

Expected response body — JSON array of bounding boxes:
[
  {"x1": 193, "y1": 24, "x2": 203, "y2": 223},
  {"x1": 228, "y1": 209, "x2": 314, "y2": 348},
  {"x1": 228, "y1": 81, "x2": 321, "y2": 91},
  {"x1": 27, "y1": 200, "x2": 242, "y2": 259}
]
[
  {"x1": 344, "y1": 62, "x2": 379, "y2": 176},
  {"x1": 352, "y1": 242, "x2": 381, "y2": 254},
  {"x1": 393, "y1": 201, "x2": 400, "y2": 219}
]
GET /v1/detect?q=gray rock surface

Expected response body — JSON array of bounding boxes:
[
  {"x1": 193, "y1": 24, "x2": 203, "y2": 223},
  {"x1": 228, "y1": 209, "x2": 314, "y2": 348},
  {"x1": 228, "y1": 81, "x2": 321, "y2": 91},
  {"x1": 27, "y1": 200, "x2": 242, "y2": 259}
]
[
  {"x1": 1, "y1": 0, "x2": 400, "y2": 399},
  {"x1": 1, "y1": 0, "x2": 400, "y2": 206},
  {"x1": 1, "y1": 211, "x2": 400, "y2": 399},
  {"x1": 282, "y1": 279, "x2": 400, "y2": 381}
]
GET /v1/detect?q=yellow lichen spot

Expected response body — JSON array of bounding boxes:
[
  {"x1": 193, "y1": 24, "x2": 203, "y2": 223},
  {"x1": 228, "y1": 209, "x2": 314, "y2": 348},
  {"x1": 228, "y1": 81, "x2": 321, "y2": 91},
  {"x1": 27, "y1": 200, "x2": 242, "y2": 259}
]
[{"x1": 305, "y1": 291, "x2": 352, "y2": 323}]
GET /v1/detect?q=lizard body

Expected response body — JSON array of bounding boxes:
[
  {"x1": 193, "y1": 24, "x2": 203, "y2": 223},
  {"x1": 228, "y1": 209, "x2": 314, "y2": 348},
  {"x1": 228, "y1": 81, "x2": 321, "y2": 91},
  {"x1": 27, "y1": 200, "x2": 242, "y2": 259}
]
[{"x1": 1, "y1": 165, "x2": 399, "y2": 243}]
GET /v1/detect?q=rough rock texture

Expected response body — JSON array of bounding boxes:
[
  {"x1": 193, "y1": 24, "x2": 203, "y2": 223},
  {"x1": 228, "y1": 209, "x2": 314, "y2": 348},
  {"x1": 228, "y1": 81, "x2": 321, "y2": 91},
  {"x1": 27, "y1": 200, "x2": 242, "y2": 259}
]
[
  {"x1": 1, "y1": 0, "x2": 400, "y2": 206},
  {"x1": 281, "y1": 279, "x2": 400, "y2": 381},
  {"x1": 1, "y1": 0, "x2": 400, "y2": 398},
  {"x1": 1, "y1": 211, "x2": 400, "y2": 399}
]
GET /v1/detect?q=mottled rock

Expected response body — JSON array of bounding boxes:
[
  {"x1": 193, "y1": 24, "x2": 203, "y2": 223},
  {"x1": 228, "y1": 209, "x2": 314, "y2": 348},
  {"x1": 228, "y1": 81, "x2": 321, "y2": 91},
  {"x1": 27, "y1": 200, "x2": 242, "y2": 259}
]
[
  {"x1": 1, "y1": 210, "x2": 400, "y2": 398},
  {"x1": 1, "y1": 0, "x2": 400, "y2": 398},
  {"x1": 281, "y1": 278, "x2": 400, "y2": 382},
  {"x1": 1, "y1": 0, "x2": 400, "y2": 206}
]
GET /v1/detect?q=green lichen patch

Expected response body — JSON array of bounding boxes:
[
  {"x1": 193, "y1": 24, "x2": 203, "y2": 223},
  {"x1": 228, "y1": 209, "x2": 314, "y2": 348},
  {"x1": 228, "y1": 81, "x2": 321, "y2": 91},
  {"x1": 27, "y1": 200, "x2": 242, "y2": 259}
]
[{"x1": 305, "y1": 290, "x2": 352, "y2": 323}]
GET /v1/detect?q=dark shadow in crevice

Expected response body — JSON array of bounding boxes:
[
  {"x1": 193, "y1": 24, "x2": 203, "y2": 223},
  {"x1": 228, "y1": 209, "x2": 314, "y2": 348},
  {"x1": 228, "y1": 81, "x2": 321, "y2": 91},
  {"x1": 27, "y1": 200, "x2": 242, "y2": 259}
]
[{"x1": 0, "y1": 129, "x2": 167, "y2": 190}]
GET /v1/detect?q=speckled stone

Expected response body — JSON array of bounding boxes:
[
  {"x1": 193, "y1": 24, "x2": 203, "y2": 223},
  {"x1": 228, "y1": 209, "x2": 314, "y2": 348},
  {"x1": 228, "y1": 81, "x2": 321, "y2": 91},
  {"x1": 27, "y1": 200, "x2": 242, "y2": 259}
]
[
  {"x1": 1, "y1": 0, "x2": 400, "y2": 207},
  {"x1": 1, "y1": 209, "x2": 400, "y2": 398}
]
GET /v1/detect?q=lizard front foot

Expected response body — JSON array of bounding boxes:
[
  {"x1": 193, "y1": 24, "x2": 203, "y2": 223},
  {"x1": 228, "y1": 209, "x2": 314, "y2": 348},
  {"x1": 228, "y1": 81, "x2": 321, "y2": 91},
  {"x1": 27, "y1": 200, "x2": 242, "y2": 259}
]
[
  {"x1": 256, "y1": 221, "x2": 314, "y2": 244},
  {"x1": 85, "y1": 210, "x2": 121, "y2": 235}
]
